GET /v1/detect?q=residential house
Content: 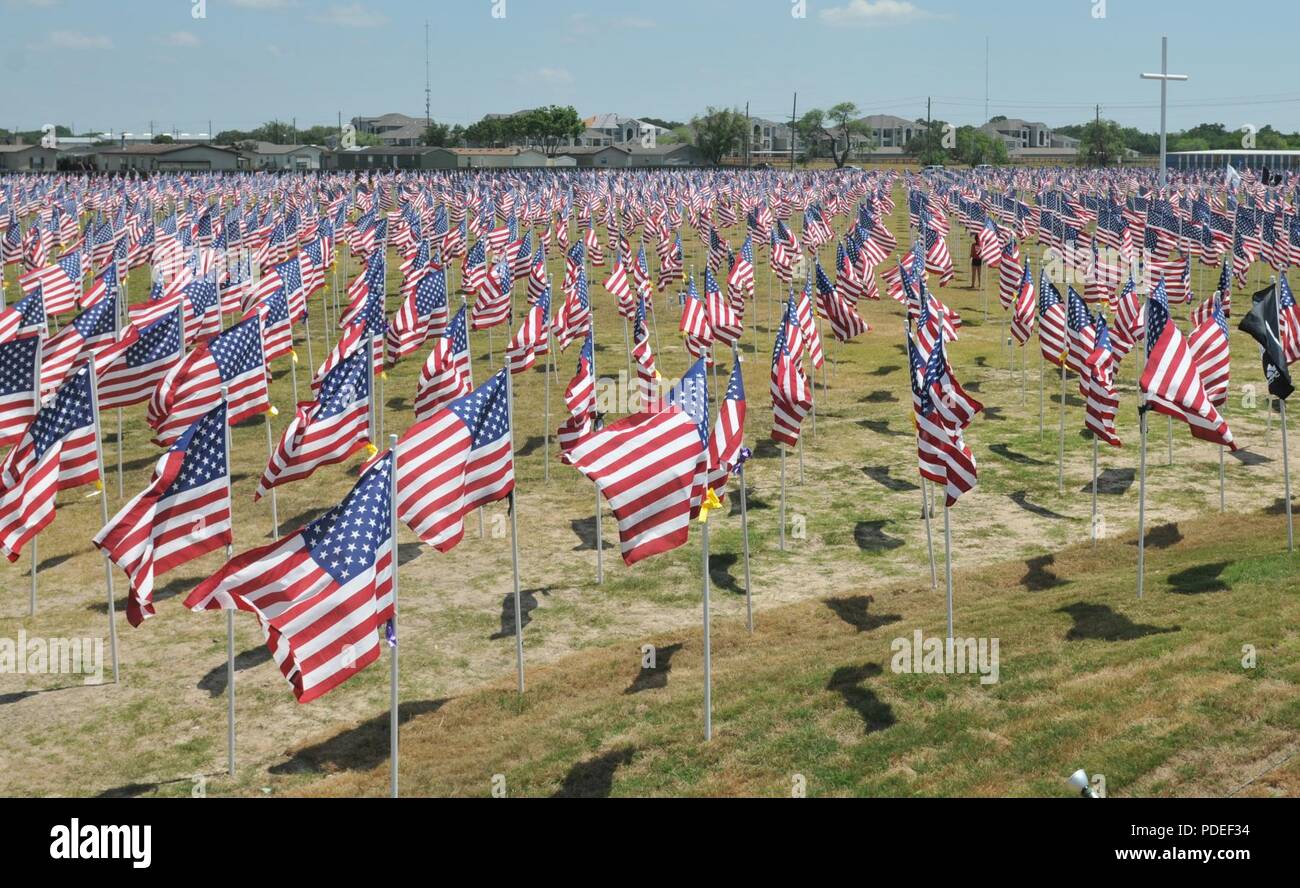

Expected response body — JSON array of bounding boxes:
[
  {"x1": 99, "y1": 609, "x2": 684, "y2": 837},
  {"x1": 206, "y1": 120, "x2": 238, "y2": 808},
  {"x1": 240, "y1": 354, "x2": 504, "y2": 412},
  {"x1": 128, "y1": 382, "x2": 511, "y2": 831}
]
[
  {"x1": 94, "y1": 143, "x2": 244, "y2": 172},
  {"x1": 0, "y1": 144, "x2": 60, "y2": 171},
  {"x1": 351, "y1": 113, "x2": 428, "y2": 147},
  {"x1": 245, "y1": 142, "x2": 326, "y2": 171}
]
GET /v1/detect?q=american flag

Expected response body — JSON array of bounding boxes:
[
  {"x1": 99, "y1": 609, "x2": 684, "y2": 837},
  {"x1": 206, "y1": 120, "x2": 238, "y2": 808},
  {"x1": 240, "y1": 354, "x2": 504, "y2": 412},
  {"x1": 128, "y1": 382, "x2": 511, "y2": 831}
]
[
  {"x1": 506, "y1": 282, "x2": 550, "y2": 375},
  {"x1": 0, "y1": 284, "x2": 47, "y2": 343},
  {"x1": 603, "y1": 260, "x2": 634, "y2": 320},
  {"x1": 631, "y1": 294, "x2": 660, "y2": 411},
  {"x1": 148, "y1": 315, "x2": 270, "y2": 447},
  {"x1": 922, "y1": 223, "x2": 954, "y2": 286},
  {"x1": 552, "y1": 261, "x2": 591, "y2": 352},
  {"x1": 1140, "y1": 279, "x2": 1235, "y2": 449},
  {"x1": 391, "y1": 368, "x2": 514, "y2": 552},
  {"x1": 704, "y1": 267, "x2": 742, "y2": 346},
  {"x1": 728, "y1": 234, "x2": 755, "y2": 301},
  {"x1": 1279, "y1": 273, "x2": 1300, "y2": 365},
  {"x1": 386, "y1": 263, "x2": 449, "y2": 365},
  {"x1": 97, "y1": 309, "x2": 184, "y2": 410},
  {"x1": 257, "y1": 345, "x2": 372, "y2": 500},
  {"x1": 558, "y1": 332, "x2": 597, "y2": 454},
  {"x1": 1037, "y1": 270, "x2": 1068, "y2": 366},
  {"x1": 1188, "y1": 295, "x2": 1231, "y2": 408},
  {"x1": 415, "y1": 304, "x2": 472, "y2": 422},
  {"x1": 19, "y1": 249, "x2": 82, "y2": 315},
  {"x1": 0, "y1": 364, "x2": 100, "y2": 561},
  {"x1": 565, "y1": 358, "x2": 708, "y2": 565},
  {"x1": 1010, "y1": 261, "x2": 1036, "y2": 345},
  {"x1": 997, "y1": 240, "x2": 1023, "y2": 310},
  {"x1": 794, "y1": 281, "x2": 826, "y2": 369},
  {"x1": 471, "y1": 258, "x2": 512, "y2": 331},
  {"x1": 0, "y1": 334, "x2": 40, "y2": 449},
  {"x1": 184, "y1": 452, "x2": 395, "y2": 703},
  {"x1": 313, "y1": 319, "x2": 366, "y2": 396},
  {"x1": 909, "y1": 329, "x2": 977, "y2": 506},
  {"x1": 246, "y1": 284, "x2": 294, "y2": 363},
  {"x1": 1083, "y1": 315, "x2": 1121, "y2": 448},
  {"x1": 770, "y1": 300, "x2": 811, "y2": 448},
  {"x1": 1065, "y1": 287, "x2": 1097, "y2": 380},
  {"x1": 94, "y1": 401, "x2": 232, "y2": 627},
  {"x1": 80, "y1": 262, "x2": 119, "y2": 310},
  {"x1": 39, "y1": 290, "x2": 119, "y2": 394},
  {"x1": 679, "y1": 273, "x2": 714, "y2": 362},
  {"x1": 707, "y1": 355, "x2": 746, "y2": 496}
]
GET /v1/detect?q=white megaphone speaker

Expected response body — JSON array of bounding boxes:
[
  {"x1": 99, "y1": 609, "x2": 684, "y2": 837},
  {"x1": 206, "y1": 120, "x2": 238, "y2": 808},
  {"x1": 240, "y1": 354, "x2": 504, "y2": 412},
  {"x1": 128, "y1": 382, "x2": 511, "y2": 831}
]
[{"x1": 1068, "y1": 768, "x2": 1099, "y2": 798}]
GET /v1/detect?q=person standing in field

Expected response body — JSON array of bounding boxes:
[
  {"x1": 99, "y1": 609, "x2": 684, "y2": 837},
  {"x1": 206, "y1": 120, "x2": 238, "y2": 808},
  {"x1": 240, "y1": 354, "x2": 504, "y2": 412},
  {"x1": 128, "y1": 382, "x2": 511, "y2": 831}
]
[{"x1": 969, "y1": 239, "x2": 982, "y2": 289}]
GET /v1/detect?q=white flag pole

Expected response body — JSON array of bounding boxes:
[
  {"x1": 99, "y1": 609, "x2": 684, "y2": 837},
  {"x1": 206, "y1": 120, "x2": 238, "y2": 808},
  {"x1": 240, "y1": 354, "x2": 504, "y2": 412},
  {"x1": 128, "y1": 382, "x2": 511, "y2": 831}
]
[
  {"x1": 923, "y1": 479, "x2": 937, "y2": 590},
  {"x1": 264, "y1": 411, "x2": 279, "y2": 540},
  {"x1": 1273, "y1": 275, "x2": 1294, "y2": 551},
  {"x1": 505, "y1": 367, "x2": 526, "y2": 693},
  {"x1": 1091, "y1": 435, "x2": 1099, "y2": 547},
  {"x1": 387, "y1": 432, "x2": 399, "y2": 798},
  {"x1": 1058, "y1": 360, "x2": 1066, "y2": 493},
  {"x1": 943, "y1": 502, "x2": 954, "y2": 642},
  {"x1": 88, "y1": 355, "x2": 120, "y2": 683},
  {"x1": 29, "y1": 345, "x2": 41, "y2": 615},
  {"x1": 778, "y1": 445, "x2": 787, "y2": 551},
  {"x1": 221, "y1": 384, "x2": 236, "y2": 777},
  {"x1": 701, "y1": 509, "x2": 712, "y2": 742},
  {"x1": 1137, "y1": 409, "x2": 1148, "y2": 599}
]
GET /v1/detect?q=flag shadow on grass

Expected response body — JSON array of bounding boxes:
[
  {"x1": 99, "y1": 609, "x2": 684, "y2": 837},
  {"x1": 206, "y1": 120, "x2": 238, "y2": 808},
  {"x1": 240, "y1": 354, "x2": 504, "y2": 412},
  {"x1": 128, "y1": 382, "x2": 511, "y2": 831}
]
[
  {"x1": 268, "y1": 699, "x2": 449, "y2": 776},
  {"x1": 1009, "y1": 491, "x2": 1069, "y2": 521},
  {"x1": 727, "y1": 488, "x2": 769, "y2": 516},
  {"x1": 1167, "y1": 561, "x2": 1231, "y2": 594},
  {"x1": 857, "y1": 419, "x2": 906, "y2": 438},
  {"x1": 570, "y1": 516, "x2": 600, "y2": 550},
  {"x1": 1021, "y1": 555, "x2": 1067, "y2": 591},
  {"x1": 708, "y1": 553, "x2": 745, "y2": 594},
  {"x1": 861, "y1": 465, "x2": 919, "y2": 492},
  {"x1": 623, "y1": 643, "x2": 683, "y2": 694},
  {"x1": 1077, "y1": 468, "x2": 1135, "y2": 495},
  {"x1": 86, "y1": 571, "x2": 199, "y2": 615},
  {"x1": 989, "y1": 443, "x2": 1048, "y2": 466},
  {"x1": 551, "y1": 746, "x2": 637, "y2": 798},
  {"x1": 1055, "y1": 602, "x2": 1179, "y2": 642},
  {"x1": 197, "y1": 646, "x2": 274, "y2": 697},
  {"x1": 853, "y1": 521, "x2": 905, "y2": 552},
  {"x1": 824, "y1": 596, "x2": 902, "y2": 633},
  {"x1": 1127, "y1": 522, "x2": 1183, "y2": 549},
  {"x1": 826, "y1": 664, "x2": 896, "y2": 734},
  {"x1": 489, "y1": 587, "x2": 550, "y2": 640}
]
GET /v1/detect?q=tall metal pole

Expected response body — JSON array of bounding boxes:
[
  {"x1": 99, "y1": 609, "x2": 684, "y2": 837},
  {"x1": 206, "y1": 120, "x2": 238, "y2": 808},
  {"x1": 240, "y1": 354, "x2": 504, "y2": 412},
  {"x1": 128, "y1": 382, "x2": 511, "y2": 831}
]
[
  {"x1": 388, "y1": 432, "x2": 399, "y2": 798},
  {"x1": 221, "y1": 385, "x2": 236, "y2": 778},
  {"x1": 701, "y1": 514, "x2": 712, "y2": 741},
  {"x1": 1140, "y1": 36, "x2": 1189, "y2": 191}
]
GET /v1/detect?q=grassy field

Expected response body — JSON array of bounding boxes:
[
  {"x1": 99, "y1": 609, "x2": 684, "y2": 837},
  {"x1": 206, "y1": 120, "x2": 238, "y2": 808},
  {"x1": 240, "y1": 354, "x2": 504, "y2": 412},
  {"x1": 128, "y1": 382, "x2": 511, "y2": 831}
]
[{"x1": 0, "y1": 179, "x2": 1295, "y2": 797}]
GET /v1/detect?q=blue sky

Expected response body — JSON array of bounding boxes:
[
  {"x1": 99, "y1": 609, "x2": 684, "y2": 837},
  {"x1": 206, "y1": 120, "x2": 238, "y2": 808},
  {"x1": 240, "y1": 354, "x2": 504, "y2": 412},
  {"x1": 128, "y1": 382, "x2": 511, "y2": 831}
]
[{"x1": 4, "y1": 0, "x2": 1297, "y2": 136}]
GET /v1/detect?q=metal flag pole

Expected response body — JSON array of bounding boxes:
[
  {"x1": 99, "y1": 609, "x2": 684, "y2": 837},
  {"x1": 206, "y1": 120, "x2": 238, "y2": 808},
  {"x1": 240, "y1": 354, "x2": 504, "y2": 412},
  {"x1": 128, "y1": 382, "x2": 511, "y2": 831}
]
[
  {"x1": 1274, "y1": 275, "x2": 1294, "y2": 552},
  {"x1": 1091, "y1": 435, "x2": 1099, "y2": 547},
  {"x1": 264, "y1": 411, "x2": 279, "y2": 540},
  {"x1": 739, "y1": 462, "x2": 753, "y2": 634},
  {"x1": 387, "y1": 432, "x2": 400, "y2": 798},
  {"x1": 29, "y1": 345, "x2": 41, "y2": 615},
  {"x1": 701, "y1": 508, "x2": 712, "y2": 742},
  {"x1": 221, "y1": 384, "x2": 236, "y2": 778},
  {"x1": 1058, "y1": 361, "x2": 1066, "y2": 493},
  {"x1": 943, "y1": 502, "x2": 954, "y2": 642},
  {"x1": 504, "y1": 367, "x2": 526, "y2": 693},
  {"x1": 779, "y1": 445, "x2": 787, "y2": 551},
  {"x1": 543, "y1": 336, "x2": 552, "y2": 483},
  {"x1": 1039, "y1": 350, "x2": 1046, "y2": 446},
  {"x1": 116, "y1": 408, "x2": 124, "y2": 498},
  {"x1": 303, "y1": 309, "x2": 315, "y2": 384},
  {"x1": 1137, "y1": 409, "x2": 1148, "y2": 598},
  {"x1": 88, "y1": 356, "x2": 120, "y2": 683},
  {"x1": 1219, "y1": 445, "x2": 1226, "y2": 513},
  {"x1": 923, "y1": 479, "x2": 937, "y2": 589}
]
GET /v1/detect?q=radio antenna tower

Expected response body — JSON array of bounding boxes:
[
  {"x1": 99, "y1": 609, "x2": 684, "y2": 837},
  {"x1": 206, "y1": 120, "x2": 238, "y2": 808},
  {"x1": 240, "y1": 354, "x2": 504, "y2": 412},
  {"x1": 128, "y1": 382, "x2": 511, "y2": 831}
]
[{"x1": 424, "y1": 20, "x2": 431, "y2": 131}]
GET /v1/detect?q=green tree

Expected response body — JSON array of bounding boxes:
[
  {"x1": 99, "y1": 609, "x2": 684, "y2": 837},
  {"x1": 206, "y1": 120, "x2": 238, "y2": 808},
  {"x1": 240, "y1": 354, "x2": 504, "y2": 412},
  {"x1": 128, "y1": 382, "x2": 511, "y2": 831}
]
[
  {"x1": 792, "y1": 110, "x2": 828, "y2": 161},
  {"x1": 954, "y1": 126, "x2": 1008, "y2": 166},
  {"x1": 423, "y1": 121, "x2": 452, "y2": 146},
  {"x1": 906, "y1": 119, "x2": 950, "y2": 166},
  {"x1": 530, "y1": 105, "x2": 584, "y2": 156},
  {"x1": 689, "y1": 107, "x2": 747, "y2": 165},
  {"x1": 1077, "y1": 118, "x2": 1126, "y2": 166},
  {"x1": 152, "y1": 133, "x2": 175, "y2": 144}
]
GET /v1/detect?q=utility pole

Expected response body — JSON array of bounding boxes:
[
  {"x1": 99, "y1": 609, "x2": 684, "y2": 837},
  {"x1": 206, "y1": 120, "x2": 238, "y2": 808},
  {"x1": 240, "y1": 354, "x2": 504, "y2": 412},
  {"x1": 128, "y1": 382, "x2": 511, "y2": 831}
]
[
  {"x1": 1140, "y1": 36, "x2": 1188, "y2": 189},
  {"x1": 292, "y1": 116, "x2": 297, "y2": 145},
  {"x1": 424, "y1": 21, "x2": 432, "y2": 136},
  {"x1": 744, "y1": 101, "x2": 750, "y2": 166},
  {"x1": 984, "y1": 36, "x2": 989, "y2": 124},
  {"x1": 790, "y1": 92, "x2": 797, "y2": 172}
]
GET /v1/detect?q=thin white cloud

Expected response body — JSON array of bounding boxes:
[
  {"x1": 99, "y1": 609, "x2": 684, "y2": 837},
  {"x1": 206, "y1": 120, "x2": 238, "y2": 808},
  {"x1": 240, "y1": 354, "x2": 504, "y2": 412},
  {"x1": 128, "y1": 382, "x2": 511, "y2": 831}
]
[
  {"x1": 265, "y1": 43, "x2": 283, "y2": 57},
  {"x1": 38, "y1": 30, "x2": 113, "y2": 50},
  {"x1": 311, "y1": 3, "x2": 388, "y2": 28},
  {"x1": 820, "y1": 0, "x2": 939, "y2": 27},
  {"x1": 232, "y1": 0, "x2": 296, "y2": 8},
  {"x1": 534, "y1": 66, "x2": 574, "y2": 86},
  {"x1": 158, "y1": 31, "x2": 201, "y2": 48},
  {"x1": 5, "y1": 0, "x2": 59, "y2": 8}
]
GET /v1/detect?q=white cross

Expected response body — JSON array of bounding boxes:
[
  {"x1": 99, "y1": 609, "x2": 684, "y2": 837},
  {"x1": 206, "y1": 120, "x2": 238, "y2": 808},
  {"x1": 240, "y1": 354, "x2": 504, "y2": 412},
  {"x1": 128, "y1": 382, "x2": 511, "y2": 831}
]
[{"x1": 1139, "y1": 36, "x2": 1189, "y2": 189}]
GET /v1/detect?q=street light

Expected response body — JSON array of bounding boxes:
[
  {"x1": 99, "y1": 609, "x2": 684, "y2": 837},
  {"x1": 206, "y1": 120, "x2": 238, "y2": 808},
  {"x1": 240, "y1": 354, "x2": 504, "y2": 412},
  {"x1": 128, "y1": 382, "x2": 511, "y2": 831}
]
[{"x1": 1139, "y1": 36, "x2": 1188, "y2": 189}]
